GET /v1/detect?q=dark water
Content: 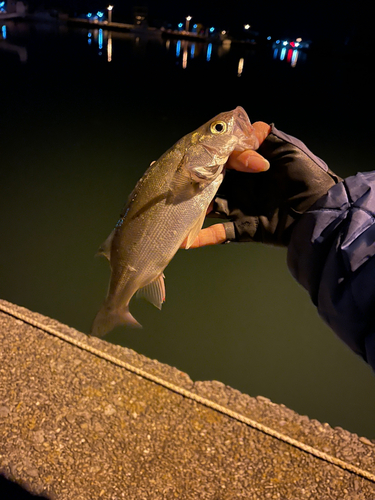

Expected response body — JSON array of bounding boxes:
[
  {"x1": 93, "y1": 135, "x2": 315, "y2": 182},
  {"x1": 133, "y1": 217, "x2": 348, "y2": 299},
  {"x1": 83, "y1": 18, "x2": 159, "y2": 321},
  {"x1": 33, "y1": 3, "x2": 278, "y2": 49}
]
[{"x1": 1, "y1": 20, "x2": 374, "y2": 438}]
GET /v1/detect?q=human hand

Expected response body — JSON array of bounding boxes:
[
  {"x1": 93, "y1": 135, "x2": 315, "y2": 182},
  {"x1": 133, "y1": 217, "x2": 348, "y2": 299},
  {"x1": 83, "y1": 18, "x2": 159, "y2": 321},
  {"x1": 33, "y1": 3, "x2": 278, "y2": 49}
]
[
  {"x1": 181, "y1": 121, "x2": 271, "y2": 248},
  {"x1": 181, "y1": 122, "x2": 341, "y2": 248}
]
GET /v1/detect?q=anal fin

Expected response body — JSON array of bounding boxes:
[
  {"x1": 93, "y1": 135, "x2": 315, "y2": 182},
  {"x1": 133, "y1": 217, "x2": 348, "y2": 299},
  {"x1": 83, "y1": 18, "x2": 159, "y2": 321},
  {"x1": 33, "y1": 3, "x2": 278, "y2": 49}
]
[{"x1": 136, "y1": 274, "x2": 166, "y2": 309}]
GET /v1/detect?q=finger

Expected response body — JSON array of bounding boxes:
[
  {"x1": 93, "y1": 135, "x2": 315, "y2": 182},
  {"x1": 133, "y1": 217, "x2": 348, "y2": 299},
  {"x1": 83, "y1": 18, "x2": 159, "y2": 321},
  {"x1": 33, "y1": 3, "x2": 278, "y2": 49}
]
[
  {"x1": 252, "y1": 121, "x2": 272, "y2": 145},
  {"x1": 180, "y1": 223, "x2": 227, "y2": 249},
  {"x1": 227, "y1": 150, "x2": 270, "y2": 172},
  {"x1": 226, "y1": 121, "x2": 272, "y2": 173}
]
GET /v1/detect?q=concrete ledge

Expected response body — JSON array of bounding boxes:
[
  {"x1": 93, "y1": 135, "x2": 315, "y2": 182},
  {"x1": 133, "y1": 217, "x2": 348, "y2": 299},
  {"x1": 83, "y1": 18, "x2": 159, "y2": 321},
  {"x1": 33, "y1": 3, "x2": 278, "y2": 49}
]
[{"x1": 0, "y1": 299, "x2": 374, "y2": 499}]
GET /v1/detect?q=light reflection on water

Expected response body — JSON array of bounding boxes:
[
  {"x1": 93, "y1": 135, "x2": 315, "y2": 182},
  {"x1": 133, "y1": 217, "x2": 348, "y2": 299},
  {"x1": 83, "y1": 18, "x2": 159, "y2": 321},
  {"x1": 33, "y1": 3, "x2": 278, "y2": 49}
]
[
  {"x1": 80, "y1": 26, "x2": 307, "y2": 70},
  {"x1": 1, "y1": 21, "x2": 309, "y2": 71}
]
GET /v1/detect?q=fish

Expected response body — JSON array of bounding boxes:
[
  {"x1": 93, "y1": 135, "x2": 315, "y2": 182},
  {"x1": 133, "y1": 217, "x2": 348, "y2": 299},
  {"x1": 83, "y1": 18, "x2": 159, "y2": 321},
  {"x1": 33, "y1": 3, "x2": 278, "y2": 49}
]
[{"x1": 91, "y1": 106, "x2": 259, "y2": 336}]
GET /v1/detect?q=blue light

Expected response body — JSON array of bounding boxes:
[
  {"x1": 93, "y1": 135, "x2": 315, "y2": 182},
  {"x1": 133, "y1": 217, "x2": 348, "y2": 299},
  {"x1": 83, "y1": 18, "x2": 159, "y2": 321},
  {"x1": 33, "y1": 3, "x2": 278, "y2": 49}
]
[
  {"x1": 193, "y1": 24, "x2": 197, "y2": 29},
  {"x1": 97, "y1": 11, "x2": 104, "y2": 18},
  {"x1": 275, "y1": 40, "x2": 280, "y2": 44},
  {"x1": 209, "y1": 27, "x2": 215, "y2": 33},
  {"x1": 273, "y1": 48, "x2": 278, "y2": 59},
  {"x1": 1, "y1": 25, "x2": 6, "y2": 39},
  {"x1": 176, "y1": 40, "x2": 181, "y2": 57},
  {"x1": 280, "y1": 47, "x2": 286, "y2": 60},
  {"x1": 87, "y1": 12, "x2": 92, "y2": 18},
  {"x1": 0, "y1": 1, "x2": 5, "y2": 8},
  {"x1": 190, "y1": 43, "x2": 195, "y2": 57},
  {"x1": 98, "y1": 28, "x2": 103, "y2": 49},
  {"x1": 206, "y1": 43, "x2": 212, "y2": 61},
  {"x1": 267, "y1": 36, "x2": 271, "y2": 40},
  {"x1": 178, "y1": 23, "x2": 183, "y2": 29}
]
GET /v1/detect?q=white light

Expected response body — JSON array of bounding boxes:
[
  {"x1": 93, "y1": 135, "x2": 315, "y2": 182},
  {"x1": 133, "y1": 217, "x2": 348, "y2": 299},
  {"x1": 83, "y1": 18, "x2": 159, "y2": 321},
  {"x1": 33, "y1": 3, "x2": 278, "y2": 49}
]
[
  {"x1": 283, "y1": 41, "x2": 288, "y2": 46},
  {"x1": 244, "y1": 24, "x2": 250, "y2": 30},
  {"x1": 107, "y1": 5, "x2": 113, "y2": 11},
  {"x1": 186, "y1": 16, "x2": 192, "y2": 21}
]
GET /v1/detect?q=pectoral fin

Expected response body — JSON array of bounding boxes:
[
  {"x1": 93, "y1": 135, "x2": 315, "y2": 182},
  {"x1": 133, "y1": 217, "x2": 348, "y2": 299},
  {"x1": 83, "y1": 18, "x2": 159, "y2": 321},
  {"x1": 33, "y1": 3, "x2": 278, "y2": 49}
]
[
  {"x1": 184, "y1": 211, "x2": 206, "y2": 249},
  {"x1": 136, "y1": 273, "x2": 166, "y2": 309},
  {"x1": 96, "y1": 229, "x2": 115, "y2": 261},
  {"x1": 168, "y1": 169, "x2": 198, "y2": 204},
  {"x1": 189, "y1": 164, "x2": 222, "y2": 183}
]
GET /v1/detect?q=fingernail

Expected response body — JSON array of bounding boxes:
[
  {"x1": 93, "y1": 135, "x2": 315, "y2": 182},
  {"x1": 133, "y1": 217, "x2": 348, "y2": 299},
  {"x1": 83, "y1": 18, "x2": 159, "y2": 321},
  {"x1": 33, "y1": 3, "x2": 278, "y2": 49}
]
[{"x1": 247, "y1": 156, "x2": 270, "y2": 172}]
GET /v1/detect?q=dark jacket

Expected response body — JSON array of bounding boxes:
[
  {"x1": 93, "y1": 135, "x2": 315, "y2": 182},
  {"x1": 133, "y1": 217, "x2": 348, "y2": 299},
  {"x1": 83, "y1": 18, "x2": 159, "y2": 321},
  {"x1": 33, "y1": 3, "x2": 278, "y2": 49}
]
[
  {"x1": 217, "y1": 125, "x2": 375, "y2": 370},
  {"x1": 288, "y1": 170, "x2": 375, "y2": 369}
]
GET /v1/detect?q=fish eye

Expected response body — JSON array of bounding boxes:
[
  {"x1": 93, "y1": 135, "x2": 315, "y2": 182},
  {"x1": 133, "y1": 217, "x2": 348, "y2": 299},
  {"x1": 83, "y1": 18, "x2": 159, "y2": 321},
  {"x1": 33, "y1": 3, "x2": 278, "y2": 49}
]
[{"x1": 210, "y1": 121, "x2": 227, "y2": 134}]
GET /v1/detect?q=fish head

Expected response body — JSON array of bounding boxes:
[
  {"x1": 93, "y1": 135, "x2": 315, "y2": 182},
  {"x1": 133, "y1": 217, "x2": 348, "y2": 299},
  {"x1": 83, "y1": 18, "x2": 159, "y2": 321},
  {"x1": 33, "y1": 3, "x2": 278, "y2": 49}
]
[{"x1": 183, "y1": 106, "x2": 259, "y2": 184}]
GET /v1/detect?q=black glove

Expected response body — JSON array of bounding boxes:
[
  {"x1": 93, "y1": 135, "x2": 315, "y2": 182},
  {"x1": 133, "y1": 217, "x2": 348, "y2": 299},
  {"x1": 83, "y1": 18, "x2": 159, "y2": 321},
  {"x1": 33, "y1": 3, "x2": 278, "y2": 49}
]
[{"x1": 211, "y1": 124, "x2": 342, "y2": 246}]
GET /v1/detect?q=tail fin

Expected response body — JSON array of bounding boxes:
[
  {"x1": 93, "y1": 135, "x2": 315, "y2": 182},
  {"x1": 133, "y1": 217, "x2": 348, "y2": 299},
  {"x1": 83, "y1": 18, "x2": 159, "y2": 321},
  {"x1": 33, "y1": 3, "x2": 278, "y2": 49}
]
[{"x1": 90, "y1": 304, "x2": 142, "y2": 337}]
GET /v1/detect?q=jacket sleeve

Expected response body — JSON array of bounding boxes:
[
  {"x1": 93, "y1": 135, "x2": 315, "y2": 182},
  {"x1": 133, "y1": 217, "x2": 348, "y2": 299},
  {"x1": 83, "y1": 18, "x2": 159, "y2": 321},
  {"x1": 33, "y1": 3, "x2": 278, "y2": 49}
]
[{"x1": 287, "y1": 171, "x2": 375, "y2": 369}]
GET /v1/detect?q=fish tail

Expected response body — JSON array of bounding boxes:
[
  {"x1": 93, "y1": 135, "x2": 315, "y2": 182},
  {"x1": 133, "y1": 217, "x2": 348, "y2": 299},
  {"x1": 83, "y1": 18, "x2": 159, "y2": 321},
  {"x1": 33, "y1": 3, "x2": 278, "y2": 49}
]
[{"x1": 90, "y1": 304, "x2": 142, "y2": 337}]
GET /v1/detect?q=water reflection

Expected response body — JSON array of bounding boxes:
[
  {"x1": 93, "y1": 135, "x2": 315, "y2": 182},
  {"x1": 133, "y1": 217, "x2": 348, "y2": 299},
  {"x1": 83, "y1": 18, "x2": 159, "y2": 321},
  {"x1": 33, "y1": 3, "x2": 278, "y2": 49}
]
[
  {"x1": 1, "y1": 21, "x2": 309, "y2": 71},
  {"x1": 107, "y1": 32, "x2": 112, "y2": 62},
  {"x1": 237, "y1": 57, "x2": 244, "y2": 77},
  {"x1": 98, "y1": 28, "x2": 103, "y2": 51},
  {"x1": 273, "y1": 46, "x2": 304, "y2": 67},
  {"x1": 272, "y1": 39, "x2": 308, "y2": 67},
  {"x1": 0, "y1": 23, "x2": 27, "y2": 61},
  {"x1": 171, "y1": 38, "x2": 214, "y2": 69},
  {"x1": 206, "y1": 42, "x2": 212, "y2": 62}
]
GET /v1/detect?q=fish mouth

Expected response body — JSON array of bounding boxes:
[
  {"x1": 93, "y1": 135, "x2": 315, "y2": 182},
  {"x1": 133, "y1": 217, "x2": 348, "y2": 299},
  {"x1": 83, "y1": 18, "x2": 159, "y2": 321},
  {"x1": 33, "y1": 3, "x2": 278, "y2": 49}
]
[{"x1": 232, "y1": 106, "x2": 259, "y2": 151}]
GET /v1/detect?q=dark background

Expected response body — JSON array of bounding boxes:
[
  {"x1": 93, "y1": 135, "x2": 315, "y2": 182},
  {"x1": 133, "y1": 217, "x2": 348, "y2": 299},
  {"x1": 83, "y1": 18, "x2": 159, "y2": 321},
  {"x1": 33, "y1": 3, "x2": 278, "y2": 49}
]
[{"x1": 1, "y1": 4, "x2": 374, "y2": 496}]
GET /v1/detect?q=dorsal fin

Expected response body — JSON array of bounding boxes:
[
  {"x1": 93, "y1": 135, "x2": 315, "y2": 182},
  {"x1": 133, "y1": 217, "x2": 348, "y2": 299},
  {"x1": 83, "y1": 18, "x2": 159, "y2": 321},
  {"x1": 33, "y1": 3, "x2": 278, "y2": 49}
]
[{"x1": 96, "y1": 229, "x2": 115, "y2": 261}]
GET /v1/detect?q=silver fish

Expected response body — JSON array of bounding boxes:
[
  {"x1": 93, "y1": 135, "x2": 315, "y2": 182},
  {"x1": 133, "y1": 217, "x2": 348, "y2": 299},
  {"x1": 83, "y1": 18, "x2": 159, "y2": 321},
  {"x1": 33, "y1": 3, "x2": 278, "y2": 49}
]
[{"x1": 91, "y1": 106, "x2": 258, "y2": 336}]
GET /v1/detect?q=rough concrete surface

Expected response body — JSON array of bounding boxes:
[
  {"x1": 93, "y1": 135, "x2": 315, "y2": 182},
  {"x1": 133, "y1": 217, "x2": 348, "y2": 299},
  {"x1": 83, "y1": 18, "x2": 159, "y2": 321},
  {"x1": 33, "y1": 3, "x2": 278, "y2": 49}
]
[{"x1": 0, "y1": 298, "x2": 375, "y2": 499}]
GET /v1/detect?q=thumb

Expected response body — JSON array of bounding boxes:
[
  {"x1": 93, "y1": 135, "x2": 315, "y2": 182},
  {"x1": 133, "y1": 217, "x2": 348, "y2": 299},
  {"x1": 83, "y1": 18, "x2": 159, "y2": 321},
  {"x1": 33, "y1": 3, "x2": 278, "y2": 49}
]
[{"x1": 180, "y1": 223, "x2": 227, "y2": 249}]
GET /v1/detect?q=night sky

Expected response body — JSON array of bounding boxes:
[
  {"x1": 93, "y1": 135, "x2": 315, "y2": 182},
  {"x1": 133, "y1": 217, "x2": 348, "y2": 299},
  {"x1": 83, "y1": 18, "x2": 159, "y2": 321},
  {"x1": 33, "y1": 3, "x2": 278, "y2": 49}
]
[{"x1": 29, "y1": 0, "x2": 370, "y2": 46}]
